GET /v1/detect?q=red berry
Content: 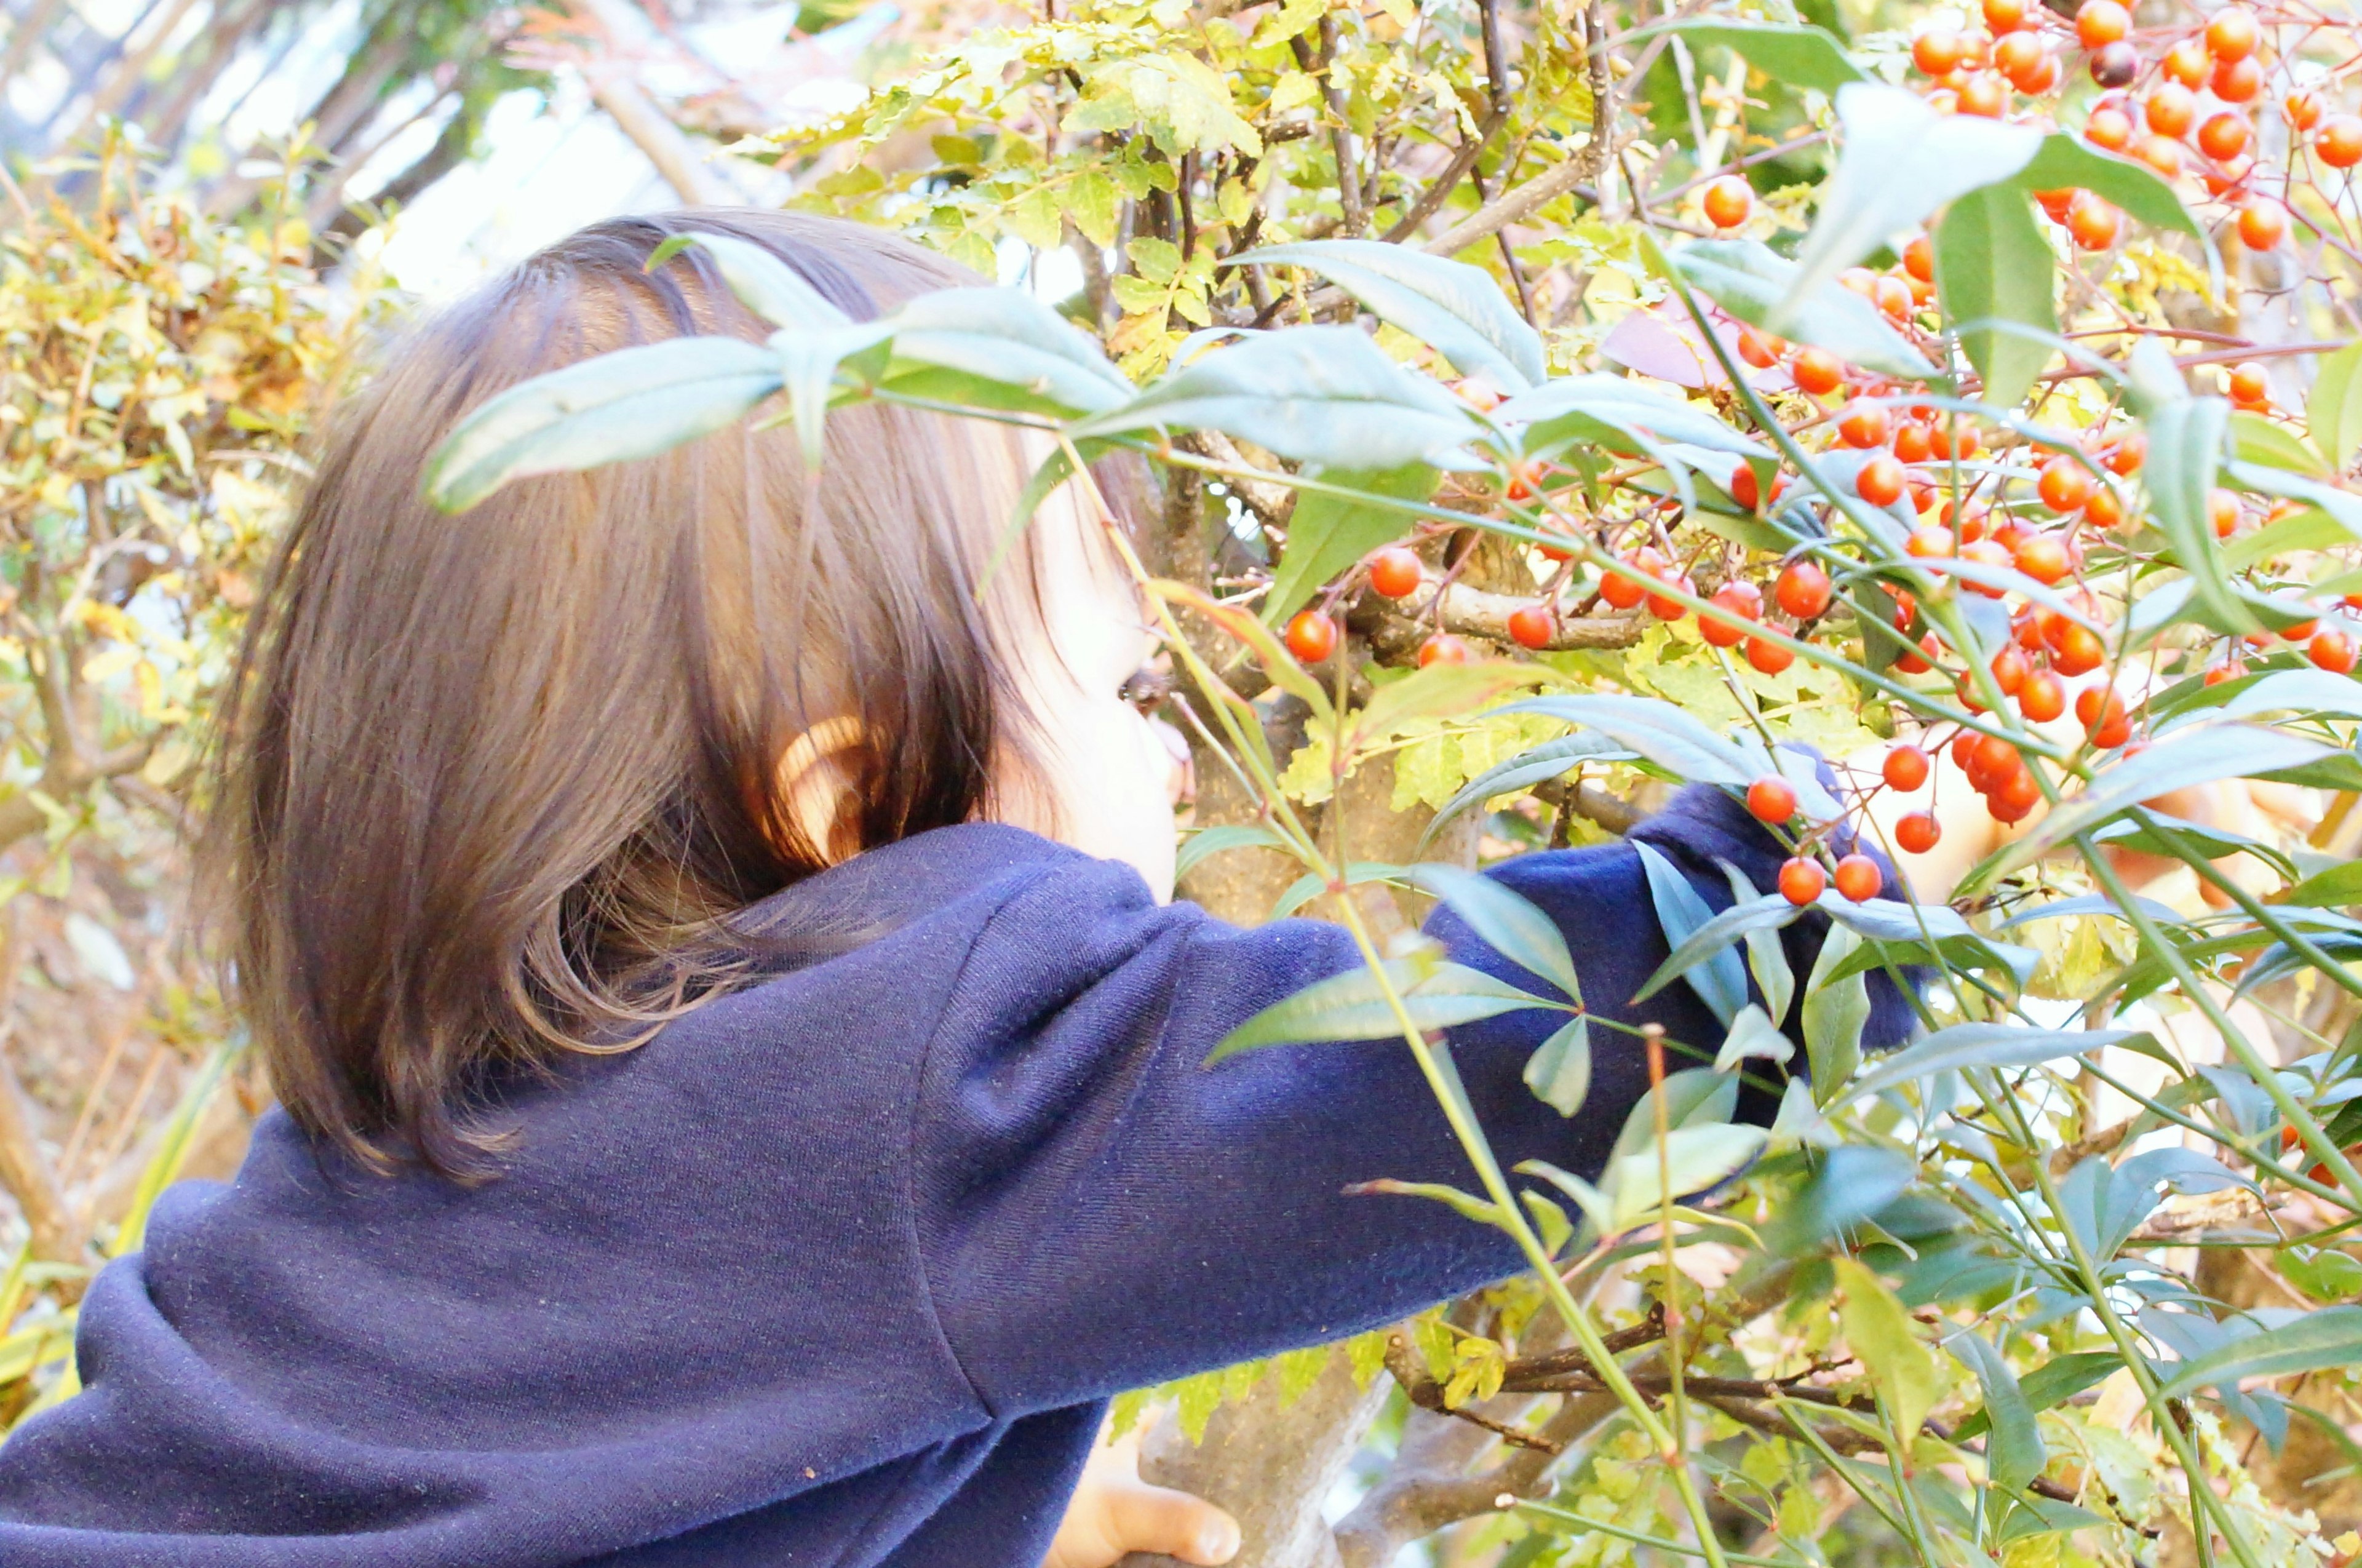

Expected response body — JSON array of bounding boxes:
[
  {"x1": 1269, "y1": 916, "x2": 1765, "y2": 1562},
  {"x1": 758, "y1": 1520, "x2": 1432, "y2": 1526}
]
[
  {"x1": 1747, "y1": 776, "x2": 1799, "y2": 825},
  {"x1": 1895, "y1": 811, "x2": 1942, "y2": 854},
  {"x1": 1645, "y1": 575, "x2": 1694, "y2": 622},
  {"x1": 2205, "y1": 6, "x2": 2258, "y2": 62},
  {"x1": 1883, "y1": 744, "x2": 1931, "y2": 792},
  {"x1": 1418, "y1": 632, "x2": 1475, "y2": 667},
  {"x1": 1775, "y1": 560, "x2": 1832, "y2": 621},
  {"x1": 2311, "y1": 630, "x2": 2357, "y2": 674},
  {"x1": 1702, "y1": 176, "x2": 1754, "y2": 229},
  {"x1": 1701, "y1": 581, "x2": 1761, "y2": 648},
  {"x1": 1599, "y1": 560, "x2": 1648, "y2": 610},
  {"x1": 2015, "y1": 533, "x2": 2071, "y2": 584},
  {"x1": 1832, "y1": 854, "x2": 1883, "y2": 903},
  {"x1": 1506, "y1": 604, "x2": 1554, "y2": 648},
  {"x1": 2053, "y1": 621, "x2": 2106, "y2": 675},
  {"x1": 1856, "y1": 455, "x2": 1906, "y2": 507},
  {"x1": 1744, "y1": 635, "x2": 1795, "y2": 676},
  {"x1": 1792, "y1": 348, "x2": 1845, "y2": 397},
  {"x1": 1913, "y1": 28, "x2": 1967, "y2": 76},
  {"x1": 2076, "y1": 0, "x2": 2129, "y2": 49},
  {"x1": 1837, "y1": 399, "x2": 1891, "y2": 450},
  {"x1": 1284, "y1": 610, "x2": 1337, "y2": 663},
  {"x1": 2019, "y1": 669, "x2": 2067, "y2": 722},
  {"x1": 2037, "y1": 457, "x2": 2094, "y2": 514},
  {"x1": 2318, "y1": 116, "x2": 2362, "y2": 170},
  {"x1": 1368, "y1": 546, "x2": 1422, "y2": 599},
  {"x1": 1779, "y1": 858, "x2": 1828, "y2": 905}
]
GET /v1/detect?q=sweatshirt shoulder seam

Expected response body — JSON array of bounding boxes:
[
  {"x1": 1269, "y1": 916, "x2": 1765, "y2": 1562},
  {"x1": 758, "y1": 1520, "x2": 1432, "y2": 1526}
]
[{"x1": 897, "y1": 858, "x2": 1069, "y2": 1422}]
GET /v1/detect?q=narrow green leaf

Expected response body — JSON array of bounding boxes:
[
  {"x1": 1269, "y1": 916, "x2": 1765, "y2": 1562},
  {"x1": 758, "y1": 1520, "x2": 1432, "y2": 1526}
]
[
  {"x1": 1673, "y1": 238, "x2": 1935, "y2": 380},
  {"x1": 1632, "y1": 893, "x2": 1803, "y2": 1006},
  {"x1": 1636, "y1": 842, "x2": 1749, "y2": 1026},
  {"x1": 1606, "y1": 1124, "x2": 1768, "y2": 1229},
  {"x1": 1262, "y1": 464, "x2": 1436, "y2": 624},
  {"x1": 1835, "y1": 1257, "x2": 1946, "y2": 1440},
  {"x1": 1418, "y1": 734, "x2": 1636, "y2": 850},
  {"x1": 1175, "y1": 823, "x2": 1287, "y2": 880},
  {"x1": 886, "y1": 287, "x2": 1136, "y2": 416},
  {"x1": 685, "y1": 230, "x2": 852, "y2": 330},
  {"x1": 1848, "y1": 1024, "x2": 2149, "y2": 1101},
  {"x1": 1644, "y1": 18, "x2": 1864, "y2": 94},
  {"x1": 2144, "y1": 394, "x2": 2245, "y2": 632},
  {"x1": 1237, "y1": 239, "x2": 1545, "y2": 391},
  {"x1": 2228, "y1": 409, "x2": 2329, "y2": 476},
  {"x1": 1779, "y1": 84, "x2": 2041, "y2": 329},
  {"x1": 2013, "y1": 134, "x2": 2207, "y2": 244},
  {"x1": 1715, "y1": 1002, "x2": 1794, "y2": 1072},
  {"x1": 1524, "y1": 1014, "x2": 1593, "y2": 1116},
  {"x1": 1495, "y1": 693, "x2": 1762, "y2": 789},
  {"x1": 1208, "y1": 958, "x2": 1553, "y2": 1062},
  {"x1": 1936, "y1": 183, "x2": 2055, "y2": 411},
  {"x1": 1803, "y1": 926, "x2": 1869, "y2": 1104},
  {"x1": 1950, "y1": 1334, "x2": 2046, "y2": 1495},
  {"x1": 2156, "y1": 1305, "x2": 2362, "y2": 1399},
  {"x1": 2308, "y1": 339, "x2": 2362, "y2": 470},
  {"x1": 1407, "y1": 863, "x2": 1582, "y2": 1001},
  {"x1": 423, "y1": 336, "x2": 785, "y2": 512}
]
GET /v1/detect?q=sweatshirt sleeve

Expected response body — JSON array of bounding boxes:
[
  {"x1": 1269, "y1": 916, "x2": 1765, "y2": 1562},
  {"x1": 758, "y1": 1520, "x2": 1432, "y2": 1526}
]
[{"x1": 910, "y1": 785, "x2": 1911, "y2": 1420}]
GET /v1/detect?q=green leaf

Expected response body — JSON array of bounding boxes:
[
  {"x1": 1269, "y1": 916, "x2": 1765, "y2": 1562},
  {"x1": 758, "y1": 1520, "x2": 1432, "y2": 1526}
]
[
  {"x1": 1636, "y1": 841, "x2": 1749, "y2": 1027},
  {"x1": 1609, "y1": 1069, "x2": 1738, "y2": 1169},
  {"x1": 1632, "y1": 893, "x2": 1804, "y2": 1007},
  {"x1": 1715, "y1": 1002, "x2": 1794, "y2": 1072},
  {"x1": 1263, "y1": 464, "x2": 1436, "y2": 624},
  {"x1": 423, "y1": 336, "x2": 785, "y2": 513},
  {"x1": 1835, "y1": 1257, "x2": 1945, "y2": 1439},
  {"x1": 113, "y1": 1040, "x2": 242, "y2": 1258},
  {"x1": 886, "y1": 287, "x2": 1135, "y2": 416},
  {"x1": 2228, "y1": 409, "x2": 2329, "y2": 476},
  {"x1": 1271, "y1": 861, "x2": 1399, "y2": 920},
  {"x1": 1951, "y1": 1334, "x2": 2046, "y2": 1495},
  {"x1": 1208, "y1": 958, "x2": 1553, "y2": 1062},
  {"x1": 1985, "y1": 723, "x2": 2334, "y2": 877},
  {"x1": 1239, "y1": 240, "x2": 1544, "y2": 391},
  {"x1": 683, "y1": 231, "x2": 853, "y2": 330},
  {"x1": 1606, "y1": 1124, "x2": 1768, "y2": 1229},
  {"x1": 2013, "y1": 133, "x2": 2206, "y2": 245},
  {"x1": 1848, "y1": 1024, "x2": 2150, "y2": 1100},
  {"x1": 2223, "y1": 458, "x2": 2362, "y2": 542},
  {"x1": 1645, "y1": 18, "x2": 1864, "y2": 94},
  {"x1": 1175, "y1": 823, "x2": 1287, "y2": 880},
  {"x1": 1419, "y1": 733, "x2": 1636, "y2": 850},
  {"x1": 1779, "y1": 84, "x2": 2041, "y2": 330},
  {"x1": 1524, "y1": 1015, "x2": 1593, "y2": 1116},
  {"x1": 1722, "y1": 864, "x2": 1794, "y2": 1024},
  {"x1": 1498, "y1": 373, "x2": 1770, "y2": 462},
  {"x1": 774, "y1": 321, "x2": 897, "y2": 471},
  {"x1": 1407, "y1": 863, "x2": 1582, "y2": 1001},
  {"x1": 1672, "y1": 238, "x2": 1935, "y2": 380},
  {"x1": 2155, "y1": 1305, "x2": 2362, "y2": 1399},
  {"x1": 1936, "y1": 182, "x2": 2055, "y2": 411},
  {"x1": 1072, "y1": 328, "x2": 1480, "y2": 470},
  {"x1": 1803, "y1": 926, "x2": 1869, "y2": 1104},
  {"x1": 1495, "y1": 693, "x2": 1764, "y2": 789},
  {"x1": 2284, "y1": 859, "x2": 2362, "y2": 909},
  {"x1": 2145, "y1": 397, "x2": 2246, "y2": 632},
  {"x1": 2309, "y1": 340, "x2": 2362, "y2": 469}
]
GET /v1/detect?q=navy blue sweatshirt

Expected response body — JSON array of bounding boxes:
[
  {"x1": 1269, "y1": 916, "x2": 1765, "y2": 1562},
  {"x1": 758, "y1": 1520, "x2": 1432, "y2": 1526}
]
[{"x1": 0, "y1": 786, "x2": 1903, "y2": 1566}]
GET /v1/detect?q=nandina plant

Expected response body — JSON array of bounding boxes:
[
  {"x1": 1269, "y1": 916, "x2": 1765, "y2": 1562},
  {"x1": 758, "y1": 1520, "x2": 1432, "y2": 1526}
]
[{"x1": 423, "y1": 0, "x2": 2362, "y2": 1559}]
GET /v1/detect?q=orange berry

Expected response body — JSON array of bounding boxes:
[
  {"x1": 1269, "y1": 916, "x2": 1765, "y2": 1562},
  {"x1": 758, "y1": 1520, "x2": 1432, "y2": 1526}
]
[
  {"x1": 1507, "y1": 603, "x2": 1554, "y2": 649},
  {"x1": 1895, "y1": 421, "x2": 1934, "y2": 464},
  {"x1": 2228, "y1": 360, "x2": 2270, "y2": 407},
  {"x1": 1792, "y1": 348, "x2": 1845, "y2": 397},
  {"x1": 2212, "y1": 55, "x2": 2262, "y2": 103},
  {"x1": 1837, "y1": 398, "x2": 1891, "y2": 449},
  {"x1": 1896, "y1": 811, "x2": 1942, "y2": 854},
  {"x1": 2137, "y1": 135, "x2": 2184, "y2": 178},
  {"x1": 1991, "y1": 645, "x2": 2029, "y2": 697},
  {"x1": 1703, "y1": 175, "x2": 1754, "y2": 229},
  {"x1": 2016, "y1": 531, "x2": 2072, "y2": 583},
  {"x1": 1418, "y1": 632, "x2": 1475, "y2": 666},
  {"x1": 1857, "y1": 455, "x2": 1906, "y2": 507},
  {"x1": 2035, "y1": 186, "x2": 2080, "y2": 223},
  {"x1": 1744, "y1": 635, "x2": 1795, "y2": 675},
  {"x1": 2198, "y1": 111, "x2": 2253, "y2": 162},
  {"x1": 2075, "y1": 685, "x2": 2124, "y2": 729},
  {"x1": 1960, "y1": 539, "x2": 2013, "y2": 597},
  {"x1": 1599, "y1": 560, "x2": 1647, "y2": 610},
  {"x1": 2104, "y1": 431, "x2": 2146, "y2": 475},
  {"x1": 2205, "y1": 7, "x2": 2258, "y2": 63},
  {"x1": 1505, "y1": 460, "x2": 1543, "y2": 501},
  {"x1": 1367, "y1": 545, "x2": 1422, "y2": 599},
  {"x1": 2209, "y1": 488, "x2": 2242, "y2": 538},
  {"x1": 1990, "y1": 765, "x2": 2043, "y2": 816},
  {"x1": 1701, "y1": 581, "x2": 1761, "y2": 648},
  {"x1": 1883, "y1": 744, "x2": 1931, "y2": 791},
  {"x1": 1736, "y1": 327, "x2": 1783, "y2": 369},
  {"x1": 1984, "y1": 0, "x2": 2029, "y2": 32},
  {"x1": 1779, "y1": 857, "x2": 1827, "y2": 905},
  {"x1": 1906, "y1": 525, "x2": 1955, "y2": 559},
  {"x1": 1994, "y1": 30, "x2": 2045, "y2": 81},
  {"x1": 1958, "y1": 73, "x2": 2009, "y2": 117},
  {"x1": 2312, "y1": 629, "x2": 2357, "y2": 674},
  {"x1": 2077, "y1": 0, "x2": 2129, "y2": 48},
  {"x1": 1748, "y1": 776, "x2": 1799, "y2": 824},
  {"x1": 2286, "y1": 90, "x2": 2324, "y2": 132},
  {"x1": 2086, "y1": 106, "x2": 2134, "y2": 151},
  {"x1": 1775, "y1": 559, "x2": 1833, "y2": 620},
  {"x1": 1970, "y1": 733, "x2": 2026, "y2": 787},
  {"x1": 1903, "y1": 236, "x2": 1935, "y2": 282},
  {"x1": 2281, "y1": 618, "x2": 2320, "y2": 642},
  {"x1": 2019, "y1": 669, "x2": 2067, "y2": 722},
  {"x1": 2147, "y1": 83, "x2": 2197, "y2": 138},
  {"x1": 2204, "y1": 658, "x2": 2248, "y2": 686},
  {"x1": 1873, "y1": 275, "x2": 1915, "y2": 320},
  {"x1": 1285, "y1": 609, "x2": 1338, "y2": 663},
  {"x1": 1895, "y1": 633, "x2": 1936, "y2": 675},
  {"x1": 2238, "y1": 201, "x2": 2287, "y2": 250},
  {"x1": 2037, "y1": 456, "x2": 2095, "y2": 513},
  {"x1": 2067, "y1": 190, "x2": 2121, "y2": 250},
  {"x1": 2084, "y1": 484, "x2": 2124, "y2": 530},
  {"x1": 1645, "y1": 575, "x2": 1693, "y2": 621},
  {"x1": 1833, "y1": 853, "x2": 1883, "y2": 902},
  {"x1": 2053, "y1": 621, "x2": 2106, "y2": 675},
  {"x1": 2163, "y1": 38, "x2": 2209, "y2": 89},
  {"x1": 2319, "y1": 116, "x2": 2362, "y2": 169},
  {"x1": 1914, "y1": 28, "x2": 1968, "y2": 76}
]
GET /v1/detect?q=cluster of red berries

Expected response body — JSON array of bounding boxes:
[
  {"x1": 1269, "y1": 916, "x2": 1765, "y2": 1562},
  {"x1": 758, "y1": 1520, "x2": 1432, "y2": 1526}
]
[{"x1": 1744, "y1": 775, "x2": 1885, "y2": 904}]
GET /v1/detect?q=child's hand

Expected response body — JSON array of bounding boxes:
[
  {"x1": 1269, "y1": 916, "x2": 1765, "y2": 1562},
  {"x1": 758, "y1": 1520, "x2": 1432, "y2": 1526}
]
[{"x1": 1041, "y1": 1419, "x2": 1241, "y2": 1568}]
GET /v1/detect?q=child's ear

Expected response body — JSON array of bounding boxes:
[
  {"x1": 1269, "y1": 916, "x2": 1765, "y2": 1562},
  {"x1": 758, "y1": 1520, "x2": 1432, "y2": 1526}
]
[{"x1": 775, "y1": 716, "x2": 869, "y2": 866}]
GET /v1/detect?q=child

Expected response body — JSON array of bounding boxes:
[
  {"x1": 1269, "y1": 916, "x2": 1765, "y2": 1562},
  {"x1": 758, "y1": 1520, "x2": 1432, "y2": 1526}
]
[{"x1": 0, "y1": 210, "x2": 1903, "y2": 1566}]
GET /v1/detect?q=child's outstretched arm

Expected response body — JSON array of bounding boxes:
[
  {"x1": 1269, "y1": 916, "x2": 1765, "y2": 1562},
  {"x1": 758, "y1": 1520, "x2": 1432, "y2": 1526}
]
[{"x1": 910, "y1": 782, "x2": 1910, "y2": 1422}]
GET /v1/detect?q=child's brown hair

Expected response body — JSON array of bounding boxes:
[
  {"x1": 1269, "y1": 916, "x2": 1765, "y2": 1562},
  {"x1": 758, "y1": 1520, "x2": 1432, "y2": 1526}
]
[{"x1": 207, "y1": 210, "x2": 1070, "y2": 1176}]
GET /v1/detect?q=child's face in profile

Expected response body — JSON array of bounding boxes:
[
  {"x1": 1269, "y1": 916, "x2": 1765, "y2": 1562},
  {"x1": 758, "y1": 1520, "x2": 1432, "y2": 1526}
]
[{"x1": 995, "y1": 484, "x2": 1183, "y2": 901}]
